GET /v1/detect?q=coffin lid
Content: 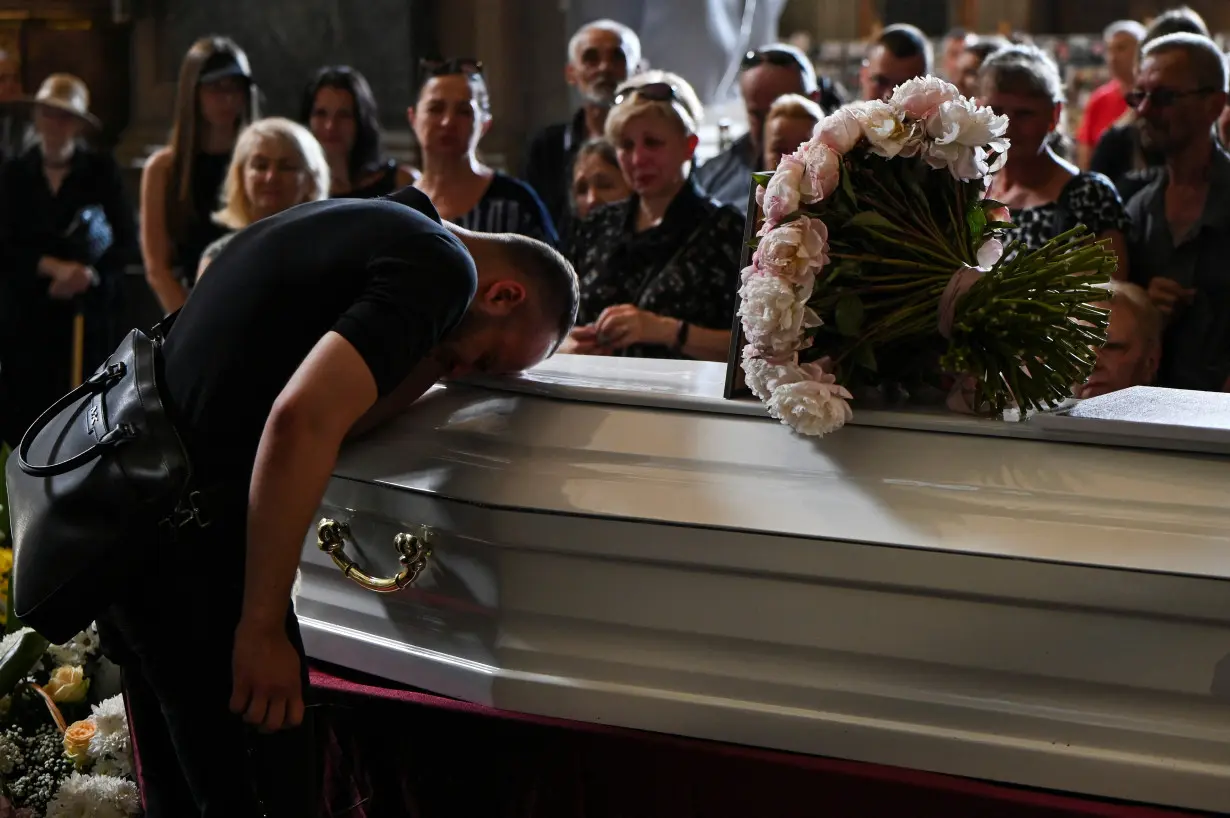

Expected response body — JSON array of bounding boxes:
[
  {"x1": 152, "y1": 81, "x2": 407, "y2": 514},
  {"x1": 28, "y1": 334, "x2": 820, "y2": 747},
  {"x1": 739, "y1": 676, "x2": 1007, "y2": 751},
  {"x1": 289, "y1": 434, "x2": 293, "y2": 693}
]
[{"x1": 334, "y1": 357, "x2": 1230, "y2": 582}]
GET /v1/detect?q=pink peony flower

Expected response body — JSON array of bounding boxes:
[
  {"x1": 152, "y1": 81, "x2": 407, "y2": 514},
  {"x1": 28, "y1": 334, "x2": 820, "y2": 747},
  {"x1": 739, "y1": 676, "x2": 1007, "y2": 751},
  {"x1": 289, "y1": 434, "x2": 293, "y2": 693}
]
[
  {"x1": 766, "y1": 377, "x2": 855, "y2": 437},
  {"x1": 890, "y1": 76, "x2": 961, "y2": 121},
  {"x1": 812, "y1": 106, "x2": 863, "y2": 155},
  {"x1": 792, "y1": 142, "x2": 841, "y2": 203},
  {"x1": 986, "y1": 205, "x2": 1010, "y2": 224},
  {"x1": 761, "y1": 156, "x2": 804, "y2": 225},
  {"x1": 754, "y1": 215, "x2": 830, "y2": 285}
]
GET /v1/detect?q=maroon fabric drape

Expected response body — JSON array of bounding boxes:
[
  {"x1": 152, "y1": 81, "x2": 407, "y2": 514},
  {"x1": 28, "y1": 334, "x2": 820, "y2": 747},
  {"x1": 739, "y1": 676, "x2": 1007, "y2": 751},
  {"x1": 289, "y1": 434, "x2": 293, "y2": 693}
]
[{"x1": 310, "y1": 663, "x2": 1212, "y2": 818}]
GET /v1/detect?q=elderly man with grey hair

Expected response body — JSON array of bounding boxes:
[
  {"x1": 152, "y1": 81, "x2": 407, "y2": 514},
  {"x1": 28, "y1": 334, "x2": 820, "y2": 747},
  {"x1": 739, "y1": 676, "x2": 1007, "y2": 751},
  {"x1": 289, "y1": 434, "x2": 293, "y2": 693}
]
[
  {"x1": 1125, "y1": 32, "x2": 1230, "y2": 393},
  {"x1": 523, "y1": 18, "x2": 642, "y2": 233},
  {"x1": 1076, "y1": 19, "x2": 1146, "y2": 169}
]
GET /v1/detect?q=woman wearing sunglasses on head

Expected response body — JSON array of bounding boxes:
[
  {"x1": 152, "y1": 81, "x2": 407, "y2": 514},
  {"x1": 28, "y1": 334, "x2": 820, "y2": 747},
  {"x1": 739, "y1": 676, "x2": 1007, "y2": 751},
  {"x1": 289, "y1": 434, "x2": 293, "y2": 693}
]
[
  {"x1": 562, "y1": 71, "x2": 744, "y2": 361},
  {"x1": 410, "y1": 57, "x2": 556, "y2": 244}
]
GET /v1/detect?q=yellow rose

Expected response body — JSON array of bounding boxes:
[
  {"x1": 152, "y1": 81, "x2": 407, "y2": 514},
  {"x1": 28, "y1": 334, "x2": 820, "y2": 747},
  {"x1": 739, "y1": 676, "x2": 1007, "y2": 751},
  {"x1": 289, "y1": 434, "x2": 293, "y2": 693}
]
[
  {"x1": 45, "y1": 665, "x2": 89, "y2": 704},
  {"x1": 63, "y1": 719, "x2": 96, "y2": 766}
]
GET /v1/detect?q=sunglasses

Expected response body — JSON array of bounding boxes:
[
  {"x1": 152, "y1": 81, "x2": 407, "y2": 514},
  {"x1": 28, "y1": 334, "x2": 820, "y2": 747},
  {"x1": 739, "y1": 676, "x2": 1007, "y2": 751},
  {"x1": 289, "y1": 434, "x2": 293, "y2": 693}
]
[
  {"x1": 419, "y1": 57, "x2": 484, "y2": 81},
  {"x1": 1124, "y1": 86, "x2": 1215, "y2": 109},
  {"x1": 741, "y1": 48, "x2": 809, "y2": 76},
  {"x1": 613, "y1": 81, "x2": 682, "y2": 107}
]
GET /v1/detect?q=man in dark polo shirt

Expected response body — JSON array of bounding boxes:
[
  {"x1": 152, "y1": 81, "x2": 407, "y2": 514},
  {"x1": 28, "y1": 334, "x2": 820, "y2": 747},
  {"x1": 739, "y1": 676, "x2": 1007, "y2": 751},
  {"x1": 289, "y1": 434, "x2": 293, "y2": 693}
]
[
  {"x1": 1124, "y1": 33, "x2": 1230, "y2": 393},
  {"x1": 97, "y1": 186, "x2": 578, "y2": 817}
]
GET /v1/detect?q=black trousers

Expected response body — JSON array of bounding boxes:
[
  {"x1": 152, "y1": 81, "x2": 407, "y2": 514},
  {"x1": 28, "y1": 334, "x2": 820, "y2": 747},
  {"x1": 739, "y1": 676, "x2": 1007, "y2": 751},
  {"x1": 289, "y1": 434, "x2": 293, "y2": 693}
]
[{"x1": 97, "y1": 512, "x2": 319, "y2": 817}]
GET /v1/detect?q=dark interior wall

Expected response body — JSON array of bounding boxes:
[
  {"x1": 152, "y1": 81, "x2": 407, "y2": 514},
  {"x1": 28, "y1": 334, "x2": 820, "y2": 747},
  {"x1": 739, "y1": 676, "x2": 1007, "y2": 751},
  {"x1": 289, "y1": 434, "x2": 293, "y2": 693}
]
[
  {"x1": 159, "y1": 0, "x2": 434, "y2": 126},
  {"x1": 877, "y1": 0, "x2": 952, "y2": 35}
]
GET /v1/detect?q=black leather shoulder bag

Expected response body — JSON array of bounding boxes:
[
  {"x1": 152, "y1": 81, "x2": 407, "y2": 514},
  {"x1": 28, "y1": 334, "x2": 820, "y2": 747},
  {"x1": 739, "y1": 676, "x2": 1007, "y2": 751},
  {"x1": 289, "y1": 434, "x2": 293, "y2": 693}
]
[{"x1": 4, "y1": 313, "x2": 201, "y2": 643}]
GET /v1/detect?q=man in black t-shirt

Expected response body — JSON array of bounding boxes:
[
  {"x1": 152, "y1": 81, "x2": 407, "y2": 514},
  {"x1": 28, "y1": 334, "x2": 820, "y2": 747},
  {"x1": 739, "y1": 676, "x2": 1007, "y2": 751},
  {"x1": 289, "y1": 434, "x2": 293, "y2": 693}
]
[{"x1": 98, "y1": 186, "x2": 577, "y2": 817}]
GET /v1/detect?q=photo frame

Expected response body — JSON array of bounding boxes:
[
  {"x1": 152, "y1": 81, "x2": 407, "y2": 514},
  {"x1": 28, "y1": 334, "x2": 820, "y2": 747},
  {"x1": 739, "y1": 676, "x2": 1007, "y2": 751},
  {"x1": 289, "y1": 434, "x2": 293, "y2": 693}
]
[{"x1": 723, "y1": 184, "x2": 764, "y2": 400}]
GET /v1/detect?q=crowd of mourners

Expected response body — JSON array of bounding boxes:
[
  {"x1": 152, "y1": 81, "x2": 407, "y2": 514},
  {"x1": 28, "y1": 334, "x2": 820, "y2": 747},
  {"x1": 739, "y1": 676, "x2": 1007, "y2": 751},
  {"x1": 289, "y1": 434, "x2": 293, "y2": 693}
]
[{"x1": 1, "y1": 4, "x2": 1229, "y2": 447}]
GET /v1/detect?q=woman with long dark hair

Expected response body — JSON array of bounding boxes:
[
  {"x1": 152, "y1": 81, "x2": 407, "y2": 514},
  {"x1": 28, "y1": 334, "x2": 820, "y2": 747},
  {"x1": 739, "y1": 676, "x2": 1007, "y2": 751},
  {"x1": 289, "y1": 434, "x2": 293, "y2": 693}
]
[
  {"x1": 140, "y1": 36, "x2": 258, "y2": 314},
  {"x1": 301, "y1": 65, "x2": 417, "y2": 198}
]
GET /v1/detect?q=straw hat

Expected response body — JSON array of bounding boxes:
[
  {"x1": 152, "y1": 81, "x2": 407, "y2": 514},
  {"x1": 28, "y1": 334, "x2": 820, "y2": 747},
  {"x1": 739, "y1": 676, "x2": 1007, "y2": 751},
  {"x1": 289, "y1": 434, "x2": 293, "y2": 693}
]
[{"x1": 26, "y1": 73, "x2": 100, "y2": 128}]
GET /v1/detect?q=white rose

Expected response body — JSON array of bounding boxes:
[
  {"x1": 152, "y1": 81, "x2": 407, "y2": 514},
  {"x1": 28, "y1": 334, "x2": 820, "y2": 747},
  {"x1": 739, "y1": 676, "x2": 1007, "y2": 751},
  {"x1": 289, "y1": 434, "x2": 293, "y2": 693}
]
[
  {"x1": 812, "y1": 106, "x2": 862, "y2": 154},
  {"x1": 766, "y1": 379, "x2": 855, "y2": 437},
  {"x1": 754, "y1": 215, "x2": 830, "y2": 285},
  {"x1": 855, "y1": 100, "x2": 909, "y2": 159},
  {"x1": 738, "y1": 273, "x2": 817, "y2": 358},
  {"x1": 793, "y1": 142, "x2": 841, "y2": 203}
]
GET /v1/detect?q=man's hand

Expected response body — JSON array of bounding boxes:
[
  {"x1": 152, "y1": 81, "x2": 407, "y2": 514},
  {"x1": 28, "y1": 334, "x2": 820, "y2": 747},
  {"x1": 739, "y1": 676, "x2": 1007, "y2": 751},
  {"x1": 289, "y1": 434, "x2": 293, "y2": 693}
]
[
  {"x1": 39, "y1": 257, "x2": 95, "y2": 299},
  {"x1": 1146, "y1": 276, "x2": 1196, "y2": 322},
  {"x1": 230, "y1": 620, "x2": 304, "y2": 732}
]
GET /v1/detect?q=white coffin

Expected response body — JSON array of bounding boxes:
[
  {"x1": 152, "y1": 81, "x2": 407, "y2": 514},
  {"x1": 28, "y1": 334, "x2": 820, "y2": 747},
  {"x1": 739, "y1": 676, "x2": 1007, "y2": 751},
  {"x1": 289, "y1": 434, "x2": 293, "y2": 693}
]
[{"x1": 297, "y1": 356, "x2": 1230, "y2": 814}]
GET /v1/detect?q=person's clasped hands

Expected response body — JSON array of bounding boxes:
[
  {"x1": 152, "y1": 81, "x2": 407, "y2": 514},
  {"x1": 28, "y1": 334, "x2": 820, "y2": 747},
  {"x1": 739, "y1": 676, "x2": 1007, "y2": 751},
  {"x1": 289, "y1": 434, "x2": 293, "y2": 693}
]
[
  {"x1": 1146, "y1": 276, "x2": 1196, "y2": 323},
  {"x1": 563, "y1": 303, "x2": 679, "y2": 355}
]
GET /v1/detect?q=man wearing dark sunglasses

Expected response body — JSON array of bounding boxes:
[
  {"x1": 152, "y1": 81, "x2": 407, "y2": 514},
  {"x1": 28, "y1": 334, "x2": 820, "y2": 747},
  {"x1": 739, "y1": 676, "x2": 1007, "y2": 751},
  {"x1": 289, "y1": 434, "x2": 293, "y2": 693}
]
[
  {"x1": 524, "y1": 19, "x2": 642, "y2": 233},
  {"x1": 694, "y1": 43, "x2": 823, "y2": 215},
  {"x1": 1124, "y1": 32, "x2": 1230, "y2": 394}
]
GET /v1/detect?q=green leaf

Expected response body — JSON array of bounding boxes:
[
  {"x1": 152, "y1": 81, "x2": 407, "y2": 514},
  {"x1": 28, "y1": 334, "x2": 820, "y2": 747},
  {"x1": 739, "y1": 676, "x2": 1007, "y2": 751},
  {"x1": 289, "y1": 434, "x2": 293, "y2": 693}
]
[
  {"x1": 751, "y1": 171, "x2": 775, "y2": 188},
  {"x1": 0, "y1": 629, "x2": 49, "y2": 697},
  {"x1": 986, "y1": 220, "x2": 1016, "y2": 230},
  {"x1": 840, "y1": 164, "x2": 856, "y2": 203},
  {"x1": 845, "y1": 211, "x2": 898, "y2": 232},
  {"x1": 967, "y1": 201, "x2": 988, "y2": 248},
  {"x1": 855, "y1": 344, "x2": 878, "y2": 372},
  {"x1": 835, "y1": 293, "x2": 865, "y2": 337}
]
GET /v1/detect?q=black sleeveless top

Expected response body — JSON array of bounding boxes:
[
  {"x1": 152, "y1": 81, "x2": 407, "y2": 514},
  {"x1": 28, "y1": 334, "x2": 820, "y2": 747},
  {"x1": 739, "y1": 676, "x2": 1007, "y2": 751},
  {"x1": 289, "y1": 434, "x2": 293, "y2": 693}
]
[
  {"x1": 177, "y1": 151, "x2": 231, "y2": 285},
  {"x1": 336, "y1": 160, "x2": 400, "y2": 200}
]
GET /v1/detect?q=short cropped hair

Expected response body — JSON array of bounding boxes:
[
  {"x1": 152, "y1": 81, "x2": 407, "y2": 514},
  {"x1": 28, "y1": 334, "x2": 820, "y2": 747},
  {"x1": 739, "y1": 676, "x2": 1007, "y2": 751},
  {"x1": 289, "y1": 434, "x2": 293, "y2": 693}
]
[
  {"x1": 575, "y1": 136, "x2": 618, "y2": 170},
  {"x1": 214, "y1": 117, "x2": 329, "y2": 230},
  {"x1": 1144, "y1": 6, "x2": 1209, "y2": 44},
  {"x1": 1107, "y1": 280, "x2": 1162, "y2": 352},
  {"x1": 606, "y1": 70, "x2": 704, "y2": 141},
  {"x1": 1142, "y1": 33, "x2": 1229, "y2": 93},
  {"x1": 877, "y1": 24, "x2": 934, "y2": 75},
  {"x1": 493, "y1": 233, "x2": 580, "y2": 345},
  {"x1": 980, "y1": 44, "x2": 1066, "y2": 105},
  {"x1": 765, "y1": 93, "x2": 824, "y2": 129},
  {"x1": 569, "y1": 19, "x2": 642, "y2": 71},
  {"x1": 747, "y1": 43, "x2": 818, "y2": 95},
  {"x1": 965, "y1": 35, "x2": 1011, "y2": 63},
  {"x1": 1105, "y1": 20, "x2": 1147, "y2": 43}
]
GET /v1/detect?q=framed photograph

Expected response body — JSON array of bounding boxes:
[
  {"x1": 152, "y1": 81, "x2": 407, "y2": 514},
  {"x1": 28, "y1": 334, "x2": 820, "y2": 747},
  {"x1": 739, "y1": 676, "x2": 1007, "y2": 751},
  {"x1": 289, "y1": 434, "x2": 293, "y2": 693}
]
[{"x1": 723, "y1": 184, "x2": 764, "y2": 400}]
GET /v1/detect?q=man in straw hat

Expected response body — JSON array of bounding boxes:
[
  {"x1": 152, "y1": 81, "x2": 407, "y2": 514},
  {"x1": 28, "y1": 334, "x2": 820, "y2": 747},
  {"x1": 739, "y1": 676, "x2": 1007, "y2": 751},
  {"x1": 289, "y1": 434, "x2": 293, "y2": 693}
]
[{"x1": 94, "y1": 183, "x2": 578, "y2": 816}]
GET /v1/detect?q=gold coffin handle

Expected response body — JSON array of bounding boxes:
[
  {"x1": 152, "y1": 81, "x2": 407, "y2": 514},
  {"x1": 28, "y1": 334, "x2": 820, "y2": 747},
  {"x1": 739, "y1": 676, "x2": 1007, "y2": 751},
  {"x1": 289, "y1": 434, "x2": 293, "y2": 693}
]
[{"x1": 316, "y1": 518, "x2": 432, "y2": 593}]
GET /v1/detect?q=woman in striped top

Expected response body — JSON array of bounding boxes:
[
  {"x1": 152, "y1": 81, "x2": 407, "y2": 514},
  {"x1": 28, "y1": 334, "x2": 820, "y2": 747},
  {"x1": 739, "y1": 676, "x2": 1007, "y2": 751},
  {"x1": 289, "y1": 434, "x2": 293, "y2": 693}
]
[{"x1": 410, "y1": 58, "x2": 557, "y2": 245}]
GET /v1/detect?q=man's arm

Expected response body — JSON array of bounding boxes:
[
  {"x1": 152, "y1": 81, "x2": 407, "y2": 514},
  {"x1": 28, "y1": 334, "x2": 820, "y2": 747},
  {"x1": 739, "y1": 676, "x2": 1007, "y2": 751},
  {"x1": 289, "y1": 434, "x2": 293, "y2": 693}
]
[
  {"x1": 230, "y1": 330, "x2": 379, "y2": 732},
  {"x1": 348, "y1": 355, "x2": 448, "y2": 439}
]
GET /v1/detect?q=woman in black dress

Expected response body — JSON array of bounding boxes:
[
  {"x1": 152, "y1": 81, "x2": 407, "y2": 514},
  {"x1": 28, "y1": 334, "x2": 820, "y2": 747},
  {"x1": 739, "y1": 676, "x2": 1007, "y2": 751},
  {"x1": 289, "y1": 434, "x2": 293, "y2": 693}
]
[
  {"x1": 0, "y1": 75, "x2": 136, "y2": 446},
  {"x1": 301, "y1": 65, "x2": 418, "y2": 199},
  {"x1": 140, "y1": 36, "x2": 258, "y2": 314}
]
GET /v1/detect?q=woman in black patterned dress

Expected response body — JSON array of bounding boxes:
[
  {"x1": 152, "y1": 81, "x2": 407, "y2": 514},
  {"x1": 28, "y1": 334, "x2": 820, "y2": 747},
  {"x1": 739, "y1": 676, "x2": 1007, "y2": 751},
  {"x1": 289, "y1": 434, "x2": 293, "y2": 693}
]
[
  {"x1": 563, "y1": 71, "x2": 744, "y2": 361},
  {"x1": 980, "y1": 45, "x2": 1131, "y2": 279}
]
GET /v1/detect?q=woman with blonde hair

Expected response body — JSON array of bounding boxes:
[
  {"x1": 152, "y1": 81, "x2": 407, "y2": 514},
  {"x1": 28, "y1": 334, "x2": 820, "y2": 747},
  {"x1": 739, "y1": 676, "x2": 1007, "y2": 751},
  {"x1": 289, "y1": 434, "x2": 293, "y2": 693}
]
[
  {"x1": 196, "y1": 117, "x2": 330, "y2": 277},
  {"x1": 140, "y1": 36, "x2": 258, "y2": 313},
  {"x1": 761, "y1": 93, "x2": 824, "y2": 171},
  {"x1": 563, "y1": 70, "x2": 744, "y2": 360}
]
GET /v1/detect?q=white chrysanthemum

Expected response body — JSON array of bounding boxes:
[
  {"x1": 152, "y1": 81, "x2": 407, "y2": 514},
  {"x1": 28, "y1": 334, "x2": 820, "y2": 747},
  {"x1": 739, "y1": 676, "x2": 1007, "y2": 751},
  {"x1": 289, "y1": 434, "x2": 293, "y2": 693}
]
[
  {"x1": 47, "y1": 624, "x2": 102, "y2": 668},
  {"x1": 46, "y1": 772, "x2": 141, "y2": 818},
  {"x1": 89, "y1": 726, "x2": 128, "y2": 763},
  {"x1": 93, "y1": 751, "x2": 133, "y2": 780},
  {"x1": 90, "y1": 695, "x2": 127, "y2": 739},
  {"x1": 0, "y1": 627, "x2": 33, "y2": 659}
]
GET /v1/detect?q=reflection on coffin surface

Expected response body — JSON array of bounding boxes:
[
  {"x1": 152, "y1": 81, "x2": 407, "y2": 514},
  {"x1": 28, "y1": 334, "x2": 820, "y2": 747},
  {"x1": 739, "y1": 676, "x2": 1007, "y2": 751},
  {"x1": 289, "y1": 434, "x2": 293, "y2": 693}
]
[{"x1": 297, "y1": 356, "x2": 1230, "y2": 814}]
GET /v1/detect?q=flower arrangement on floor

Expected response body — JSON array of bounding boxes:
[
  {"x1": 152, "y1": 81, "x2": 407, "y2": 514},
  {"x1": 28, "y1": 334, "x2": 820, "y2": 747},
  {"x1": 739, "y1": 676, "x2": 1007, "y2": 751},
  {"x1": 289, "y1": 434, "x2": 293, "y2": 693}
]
[
  {"x1": 0, "y1": 624, "x2": 140, "y2": 818},
  {"x1": 738, "y1": 76, "x2": 1116, "y2": 437}
]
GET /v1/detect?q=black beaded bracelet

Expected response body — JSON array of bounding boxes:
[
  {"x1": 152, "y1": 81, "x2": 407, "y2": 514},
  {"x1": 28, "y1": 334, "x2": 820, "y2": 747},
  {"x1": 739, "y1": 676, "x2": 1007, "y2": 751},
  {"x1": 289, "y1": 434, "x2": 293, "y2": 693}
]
[{"x1": 673, "y1": 320, "x2": 690, "y2": 354}]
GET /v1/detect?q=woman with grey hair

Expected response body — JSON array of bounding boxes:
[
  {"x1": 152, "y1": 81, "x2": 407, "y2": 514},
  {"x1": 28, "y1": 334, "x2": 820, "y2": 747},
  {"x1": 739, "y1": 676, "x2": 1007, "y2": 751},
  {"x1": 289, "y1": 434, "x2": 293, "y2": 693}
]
[{"x1": 979, "y1": 45, "x2": 1131, "y2": 280}]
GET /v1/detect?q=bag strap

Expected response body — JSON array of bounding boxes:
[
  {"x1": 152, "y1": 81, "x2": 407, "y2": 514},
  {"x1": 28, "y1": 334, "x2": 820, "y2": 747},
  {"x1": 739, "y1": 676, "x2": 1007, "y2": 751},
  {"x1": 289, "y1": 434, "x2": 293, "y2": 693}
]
[{"x1": 16, "y1": 362, "x2": 135, "y2": 477}]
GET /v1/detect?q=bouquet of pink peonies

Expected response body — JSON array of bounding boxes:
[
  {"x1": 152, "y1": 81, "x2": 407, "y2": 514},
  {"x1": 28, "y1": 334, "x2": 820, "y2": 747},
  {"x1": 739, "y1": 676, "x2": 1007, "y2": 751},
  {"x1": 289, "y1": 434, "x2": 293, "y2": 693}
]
[{"x1": 738, "y1": 76, "x2": 1116, "y2": 437}]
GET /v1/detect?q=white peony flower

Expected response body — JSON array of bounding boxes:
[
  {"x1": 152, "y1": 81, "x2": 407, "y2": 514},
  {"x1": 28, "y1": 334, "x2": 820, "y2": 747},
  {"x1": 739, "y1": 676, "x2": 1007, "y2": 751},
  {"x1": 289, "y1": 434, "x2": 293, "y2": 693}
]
[
  {"x1": 766, "y1": 378, "x2": 855, "y2": 437},
  {"x1": 855, "y1": 100, "x2": 909, "y2": 159},
  {"x1": 738, "y1": 273, "x2": 818, "y2": 359},
  {"x1": 46, "y1": 772, "x2": 141, "y2": 818},
  {"x1": 754, "y1": 215, "x2": 830, "y2": 285},
  {"x1": 742, "y1": 349, "x2": 804, "y2": 401},
  {"x1": 761, "y1": 155, "x2": 804, "y2": 224},
  {"x1": 890, "y1": 76, "x2": 961, "y2": 121},
  {"x1": 923, "y1": 98, "x2": 1011, "y2": 180},
  {"x1": 812, "y1": 106, "x2": 863, "y2": 154},
  {"x1": 792, "y1": 141, "x2": 841, "y2": 203},
  {"x1": 977, "y1": 238, "x2": 1004, "y2": 269}
]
